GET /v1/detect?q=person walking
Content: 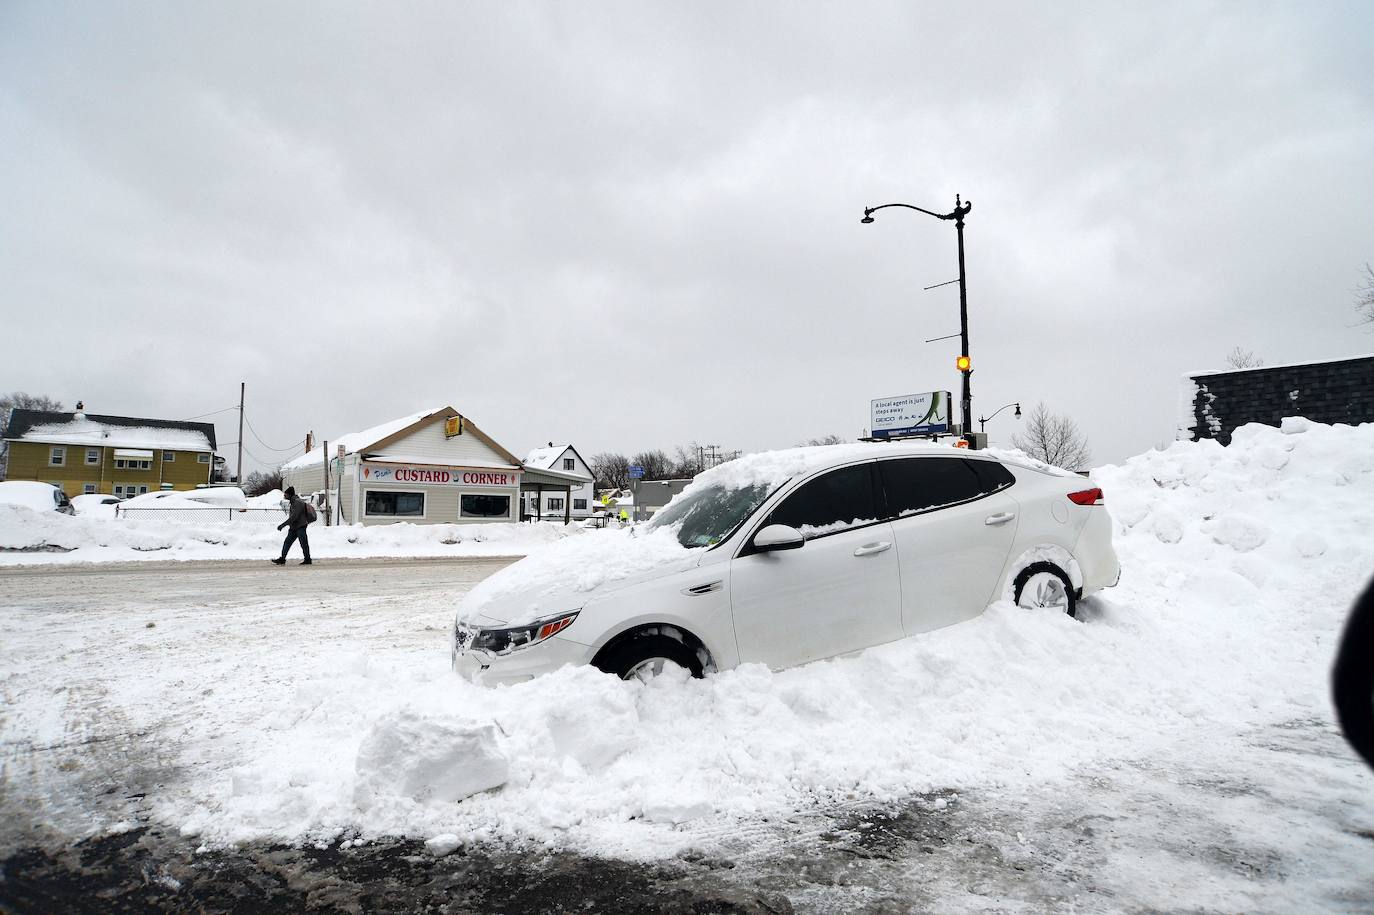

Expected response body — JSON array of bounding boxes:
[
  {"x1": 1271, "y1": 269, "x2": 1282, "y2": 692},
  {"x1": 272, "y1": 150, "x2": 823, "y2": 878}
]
[{"x1": 272, "y1": 486, "x2": 314, "y2": 565}]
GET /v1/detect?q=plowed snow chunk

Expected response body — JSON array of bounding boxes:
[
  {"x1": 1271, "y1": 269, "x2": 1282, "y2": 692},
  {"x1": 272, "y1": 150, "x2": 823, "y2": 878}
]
[
  {"x1": 424, "y1": 833, "x2": 461, "y2": 856},
  {"x1": 1208, "y1": 515, "x2": 1267, "y2": 552},
  {"x1": 1281, "y1": 416, "x2": 1311, "y2": 434},
  {"x1": 354, "y1": 713, "x2": 508, "y2": 808}
]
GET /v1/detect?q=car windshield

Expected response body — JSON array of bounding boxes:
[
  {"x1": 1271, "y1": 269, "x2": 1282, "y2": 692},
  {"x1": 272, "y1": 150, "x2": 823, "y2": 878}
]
[{"x1": 645, "y1": 483, "x2": 773, "y2": 548}]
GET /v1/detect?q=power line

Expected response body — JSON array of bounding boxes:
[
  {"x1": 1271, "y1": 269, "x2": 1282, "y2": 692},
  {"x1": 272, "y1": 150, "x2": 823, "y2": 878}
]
[
  {"x1": 243, "y1": 413, "x2": 302, "y2": 452},
  {"x1": 181, "y1": 406, "x2": 239, "y2": 421}
]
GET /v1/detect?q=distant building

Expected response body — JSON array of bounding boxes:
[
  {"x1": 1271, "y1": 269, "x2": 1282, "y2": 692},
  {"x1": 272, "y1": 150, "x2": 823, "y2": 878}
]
[
  {"x1": 1181, "y1": 354, "x2": 1374, "y2": 444},
  {"x1": 2, "y1": 406, "x2": 217, "y2": 496},
  {"x1": 282, "y1": 406, "x2": 526, "y2": 526},
  {"x1": 521, "y1": 444, "x2": 595, "y2": 521},
  {"x1": 624, "y1": 478, "x2": 692, "y2": 522}
]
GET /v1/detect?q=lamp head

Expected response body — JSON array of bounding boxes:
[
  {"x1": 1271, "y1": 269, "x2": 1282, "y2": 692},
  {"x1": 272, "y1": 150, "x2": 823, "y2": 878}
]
[
  {"x1": 860, "y1": 208, "x2": 875, "y2": 224},
  {"x1": 1014, "y1": 403, "x2": 1022, "y2": 418}
]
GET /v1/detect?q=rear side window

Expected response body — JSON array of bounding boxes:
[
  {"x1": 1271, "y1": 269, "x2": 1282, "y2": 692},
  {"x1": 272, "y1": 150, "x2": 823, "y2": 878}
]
[
  {"x1": 766, "y1": 463, "x2": 879, "y2": 539},
  {"x1": 879, "y1": 457, "x2": 985, "y2": 517},
  {"x1": 966, "y1": 459, "x2": 1015, "y2": 494}
]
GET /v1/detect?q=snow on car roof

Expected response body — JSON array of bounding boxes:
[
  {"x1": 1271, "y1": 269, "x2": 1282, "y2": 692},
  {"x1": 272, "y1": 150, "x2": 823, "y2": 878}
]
[
  {"x1": 0, "y1": 481, "x2": 62, "y2": 512},
  {"x1": 683, "y1": 440, "x2": 1036, "y2": 496}
]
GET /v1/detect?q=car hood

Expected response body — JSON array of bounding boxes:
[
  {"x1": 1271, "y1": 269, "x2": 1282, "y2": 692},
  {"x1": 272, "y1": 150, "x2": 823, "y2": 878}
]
[{"x1": 456, "y1": 526, "x2": 702, "y2": 627}]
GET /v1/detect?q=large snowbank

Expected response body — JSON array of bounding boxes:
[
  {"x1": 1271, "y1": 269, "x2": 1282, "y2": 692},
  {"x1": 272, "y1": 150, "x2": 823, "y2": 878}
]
[
  {"x1": 0, "y1": 508, "x2": 580, "y2": 564},
  {"x1": 143, "y1": 419, "x2": 1374, "y2": 858}
]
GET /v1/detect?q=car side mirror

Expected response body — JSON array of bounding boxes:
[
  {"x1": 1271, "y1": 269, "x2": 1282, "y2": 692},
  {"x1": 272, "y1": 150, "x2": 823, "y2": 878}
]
[{"x1": 753, "y1": 524, "x2": 805, "y2": 553}]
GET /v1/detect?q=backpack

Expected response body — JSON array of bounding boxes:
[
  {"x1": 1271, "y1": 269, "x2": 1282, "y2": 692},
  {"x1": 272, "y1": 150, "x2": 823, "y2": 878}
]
[{"x1": 303, "y1": 502, "x2": 318, "y2": 524}]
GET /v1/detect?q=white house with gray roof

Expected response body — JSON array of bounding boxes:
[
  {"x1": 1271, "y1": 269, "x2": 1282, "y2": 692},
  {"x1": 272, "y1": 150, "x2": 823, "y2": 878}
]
[{"x1": 521, "y1": 443, "x2": 595, "y2": 521}]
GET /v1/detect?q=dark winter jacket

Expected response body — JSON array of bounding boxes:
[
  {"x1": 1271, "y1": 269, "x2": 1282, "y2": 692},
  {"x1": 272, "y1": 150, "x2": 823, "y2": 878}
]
[
  {"x1": 284, "y1": 496, "x2": 311, "y2": 530},
  {"x1": 1333, "y1": 575, "x2": 1374, "y2": 771}
]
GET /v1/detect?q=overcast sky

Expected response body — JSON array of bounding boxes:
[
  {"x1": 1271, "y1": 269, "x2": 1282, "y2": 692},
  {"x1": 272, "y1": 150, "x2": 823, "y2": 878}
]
[{"x1": 3, "y1": 1, "x2": 1372, "y2": 473}]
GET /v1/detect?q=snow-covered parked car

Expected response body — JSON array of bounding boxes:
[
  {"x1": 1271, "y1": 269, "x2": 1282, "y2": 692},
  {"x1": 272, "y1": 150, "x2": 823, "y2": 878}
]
[
  {"x1": 452, "y1": 442, "x2": 1121, "y2": 685},
  {"x1": 0, "y1": 481, "x2": 74, "y2": 515},
  {"x1": 70, "y1": 493, "x2": 123, "y2": 518}
]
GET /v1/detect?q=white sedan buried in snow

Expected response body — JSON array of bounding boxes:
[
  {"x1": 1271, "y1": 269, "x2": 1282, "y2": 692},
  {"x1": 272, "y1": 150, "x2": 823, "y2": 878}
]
[{"x1": 452, "y1": 443, "x2": 1120, "y2": 685}]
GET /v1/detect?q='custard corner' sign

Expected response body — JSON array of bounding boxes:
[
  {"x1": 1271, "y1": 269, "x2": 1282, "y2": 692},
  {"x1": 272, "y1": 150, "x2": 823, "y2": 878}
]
[
  {"x1": 870, "y1": 391, "x2": 952, "y2": 438},
  {"x1": 359, "y1": 463, "x2": 517, "y2": 487}
]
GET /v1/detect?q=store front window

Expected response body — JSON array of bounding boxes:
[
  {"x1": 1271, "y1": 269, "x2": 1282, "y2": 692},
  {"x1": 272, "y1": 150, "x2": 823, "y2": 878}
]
[
  {"x1": 365, "y1": 490, "x2": 425, "y2": 517},
  {"x1": 461, "y1": 493, "x2": 511, "y2": 518}
]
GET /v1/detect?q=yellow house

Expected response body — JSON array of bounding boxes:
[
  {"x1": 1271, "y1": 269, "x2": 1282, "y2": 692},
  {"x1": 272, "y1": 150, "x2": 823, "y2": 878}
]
[{"x1": 2, "y1": 407, "x2": 218, "y2": 497}]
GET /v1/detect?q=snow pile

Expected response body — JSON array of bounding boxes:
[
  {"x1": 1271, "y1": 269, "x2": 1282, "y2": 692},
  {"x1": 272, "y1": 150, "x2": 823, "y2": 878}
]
[
  {"x1": 354, "y1": 715, "x2": 509, "y2": 808},
  {"x1": 148, "y1": 419, "x2": 1374, "y2": 859},
  {"x1": 457, "y1": 526, "x2": 696, "y2": 624},
  {"x1": 0, "y1": 507, "x2": 581, "y2": 564}
]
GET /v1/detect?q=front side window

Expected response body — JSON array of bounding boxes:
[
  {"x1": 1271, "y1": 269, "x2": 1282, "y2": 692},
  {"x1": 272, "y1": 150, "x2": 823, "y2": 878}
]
[
  {"x1": 574, "y1": 498, "x2": 587, "y2": 510},
  {"x1": 880, "y1": 457, "x2": 986, "y2": 517},
  {"x1": 647, "y1": 482, "x2": 773, "y2": 548},
  {"x1": 164, "y1": 451, "x2": 175, "y2": 462},
  {"x1": 50, "y1": 447, "x2": 65, "y2": 466},
  {"x1": 461, "y1": 494, "x2": 510, "y2": 518},
  {"x1": 365, "y1": 490, "x2": 424, "y2": 517},
  {"x1": 766, "y1": 463, "x2": 880, "y2": 539},
  {"x1": 197, "y1": 453, "x2": 210, "y2": 464},
  {"x1": 85, "y1": 448, "x2": 100, "y2": 465},
  {"x1": 84, "y1": 484, "x2": 97, "y2": 494},
  {"x1": 548, "y1": 497, "x2": 565, "y2": 511},
  {"x1": 563, "y1": 458, "x2": 575, "y2": 471}
]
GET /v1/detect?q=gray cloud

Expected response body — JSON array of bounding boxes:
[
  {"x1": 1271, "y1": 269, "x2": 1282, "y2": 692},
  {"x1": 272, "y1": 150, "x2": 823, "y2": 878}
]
[{"x1": 3, "y1": 1, "x2": 1372, "y2": 470}]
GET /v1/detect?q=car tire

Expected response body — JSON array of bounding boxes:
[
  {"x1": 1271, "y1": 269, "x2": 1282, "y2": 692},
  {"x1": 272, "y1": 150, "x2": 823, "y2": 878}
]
[
  {"x1": 595, "y1": 633, "x2": 705, "y2": 681},
  {"x1": 1013, "y1": 562, "x2": 1078, "y2": 618}
]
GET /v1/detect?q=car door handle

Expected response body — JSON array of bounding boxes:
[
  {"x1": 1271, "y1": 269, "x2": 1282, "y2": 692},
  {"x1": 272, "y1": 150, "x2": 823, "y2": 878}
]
[
  {"x1": 984, "y1": 512, "x2": 1016, "y2": 526},
  {"x1": 853, "y1": 541, "x2": 893, "y2": 557}
]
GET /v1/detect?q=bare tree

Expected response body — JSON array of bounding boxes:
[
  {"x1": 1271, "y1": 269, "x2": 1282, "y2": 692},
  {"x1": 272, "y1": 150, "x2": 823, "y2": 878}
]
[
  {"x1": 1011, "y1": 402, "x2": 1092, "y2": 471},
  {"x1": 670, "y1": 444, "x2": 705, "y2": 478},
  {"x1": 1225, "y1": 346, "x2": 1264, "y2": 369},
  {"x1": 798, "y1": 434, "x2": 845, "y2": 446},
  {"x1": 1357, "y1": 263, "x2": 1374, "y2": 327},
  {"x1": 0, "y1": 392, "x2": 64, "y2": 480},
  {"x1": 630, "y1": 449, "x2": 672, "y2": 481},
  {"x1": 241, "y1": 468, "x2": 284, "y2": 497},
  {"x1": 588, "y1": 452, "x2": 631, "y2": 491}
]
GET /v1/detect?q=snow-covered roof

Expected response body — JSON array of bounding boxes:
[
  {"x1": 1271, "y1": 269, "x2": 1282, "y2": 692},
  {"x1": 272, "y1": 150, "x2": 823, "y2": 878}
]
[
  {"x1": 283, "y1": 407, "x2": 447, "y2": 470},
  {"x1": 523, "y1": 444, "x2": 571, "y2": 469},
  {"x1": 1185, "y1": 352, "x2": 1374, "y2": 378},
  {"x1": 366, "y1": 454, "x2": 519, "y2": 470},
  {"x1": 3, "y1": 410, "x2": 216, "y2": 452}
]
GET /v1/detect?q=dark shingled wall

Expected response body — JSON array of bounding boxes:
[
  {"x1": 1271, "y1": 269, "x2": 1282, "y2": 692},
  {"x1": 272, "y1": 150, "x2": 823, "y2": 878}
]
[{"x1": 1184, "y1": 355, "x2": 1374, "y2": 445}]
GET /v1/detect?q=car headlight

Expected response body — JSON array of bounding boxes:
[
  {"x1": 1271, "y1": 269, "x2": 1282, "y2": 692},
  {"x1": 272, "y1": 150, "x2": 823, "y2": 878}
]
[{"x1": 466, "y1": 612, "x2": 579, "y2": 656}]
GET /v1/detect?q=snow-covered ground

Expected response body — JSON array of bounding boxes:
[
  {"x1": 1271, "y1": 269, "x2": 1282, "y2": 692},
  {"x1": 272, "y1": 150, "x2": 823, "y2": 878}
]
[
  {"x1": 0, "y1": 505, "x2": 580, "y2": 565},
  {"x1": 3, "y1": 420, "x2": 1373, "y2": 910}
]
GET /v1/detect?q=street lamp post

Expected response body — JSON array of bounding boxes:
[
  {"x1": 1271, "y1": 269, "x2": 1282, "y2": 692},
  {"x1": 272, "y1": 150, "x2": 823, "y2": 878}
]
[
  {"x1": 978, "y1": 402, "x2": 1021, "y2": 433},
  {"x1": 862, "y1": 195, "x2": 975, "y2": 436}
]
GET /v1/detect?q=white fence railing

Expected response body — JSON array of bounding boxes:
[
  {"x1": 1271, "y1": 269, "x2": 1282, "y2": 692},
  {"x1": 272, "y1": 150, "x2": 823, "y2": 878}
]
[{"x1": 114, "y1": 506, "x2": 287, "y2": 524}]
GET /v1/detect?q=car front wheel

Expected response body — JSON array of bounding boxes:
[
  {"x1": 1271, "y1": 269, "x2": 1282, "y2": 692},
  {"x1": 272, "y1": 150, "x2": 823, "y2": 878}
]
[
  {"x1": 1013, "y1": 562, "x2": 1077, "y2": 617},
  {"x1": 594, "y1": 633, "x2": 704, "y2": 681}
]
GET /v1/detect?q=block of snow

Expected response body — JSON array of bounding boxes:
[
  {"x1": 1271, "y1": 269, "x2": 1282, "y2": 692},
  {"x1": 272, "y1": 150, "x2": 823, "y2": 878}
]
[
  {"x1": 643, "y1": 798, "x2": 714, "y2": 825},
  {"x1": 1280, "y1": 416, "x2": 1311, "y2": 434},
  {"x1": 354, "y1": 712, "x2": 508, "y2": 809},
  {"x1": 1207, "y1": 515, "x2": 1268, "y2": 552},
  {"x1": 424, "y1": 833, "x2": 462, "y2": 856}
]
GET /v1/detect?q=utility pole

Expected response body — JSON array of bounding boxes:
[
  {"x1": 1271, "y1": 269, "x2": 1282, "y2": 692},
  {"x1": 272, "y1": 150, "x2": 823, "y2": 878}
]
[
  {"x1": 236, "y1": 382, "x2": 245, "y2": 486},
  {"x1": 322, "y1": 440, "x2": 330, "y2": 527}
]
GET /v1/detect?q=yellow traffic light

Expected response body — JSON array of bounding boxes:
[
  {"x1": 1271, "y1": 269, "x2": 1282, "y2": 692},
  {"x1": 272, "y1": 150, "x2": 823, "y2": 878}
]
[{"x1": 956, "y1": 355, "x2": 971, "y2": 373}]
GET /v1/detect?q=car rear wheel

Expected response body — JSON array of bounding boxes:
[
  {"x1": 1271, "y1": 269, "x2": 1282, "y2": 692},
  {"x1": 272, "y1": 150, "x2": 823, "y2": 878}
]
[
  {"x1": 1013, "y1": 562, "x2": 1077, "y2": 617},
  {"x1": 595, "y1": 633, "x2": 704, "y2": 681}
]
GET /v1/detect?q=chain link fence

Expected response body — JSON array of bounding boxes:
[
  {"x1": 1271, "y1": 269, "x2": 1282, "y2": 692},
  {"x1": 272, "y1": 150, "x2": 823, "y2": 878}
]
[{"x1": 114, "y1": 506, "x2": 287, "y2": 524}]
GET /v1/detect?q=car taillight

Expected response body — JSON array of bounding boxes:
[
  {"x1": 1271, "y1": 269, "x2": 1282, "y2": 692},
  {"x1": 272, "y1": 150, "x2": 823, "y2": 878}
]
[{"x1": 1068, "y1": 488, "x2": 1104, "y2": 506}]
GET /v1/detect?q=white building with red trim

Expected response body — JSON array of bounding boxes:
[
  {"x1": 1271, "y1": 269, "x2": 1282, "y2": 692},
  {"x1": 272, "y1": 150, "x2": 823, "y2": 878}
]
[{"x1": 282, "y1": 406, "x2": 525, "y2": 526}]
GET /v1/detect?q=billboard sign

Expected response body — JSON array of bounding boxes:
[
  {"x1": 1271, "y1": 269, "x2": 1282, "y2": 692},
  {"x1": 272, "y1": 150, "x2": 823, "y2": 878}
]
[{"x1": 870, "y1": 391, "x2": 952, "y2": 438}]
